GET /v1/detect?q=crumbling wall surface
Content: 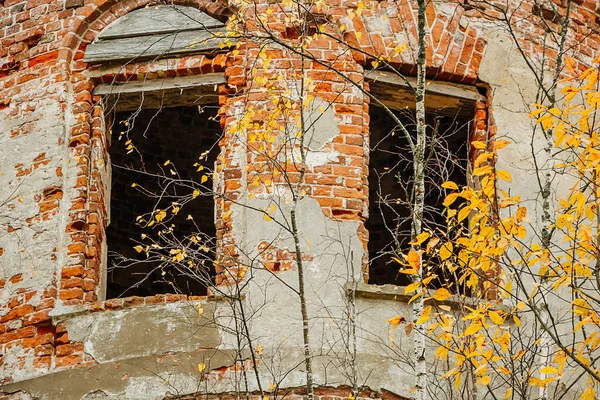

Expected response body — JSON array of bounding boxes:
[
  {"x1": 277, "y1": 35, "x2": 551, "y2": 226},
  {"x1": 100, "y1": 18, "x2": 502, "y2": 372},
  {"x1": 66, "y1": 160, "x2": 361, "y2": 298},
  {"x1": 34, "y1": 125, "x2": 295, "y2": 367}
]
[
  {"x1": 0, "y1": 0, "x2": 233, "y2": 386},
  {"x1": 0, "y1": 0, "x2": 599, "y2": 397},
  {"x1": 0, "y1": 299, "x2": 235, "y2": 400},
  {"x1": 0, "y1": 55, "x2": 73, "y2": 381}
]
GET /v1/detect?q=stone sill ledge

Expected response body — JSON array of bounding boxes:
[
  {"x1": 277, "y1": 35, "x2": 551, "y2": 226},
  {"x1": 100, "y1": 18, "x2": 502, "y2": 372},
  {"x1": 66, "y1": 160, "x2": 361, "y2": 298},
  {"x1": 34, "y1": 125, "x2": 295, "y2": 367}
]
[
  {"x1": 346, "y1": 282, "x2": 510, "y2": 312},
  {"x1": 49, "y1": 292, "x2": 237, "y2": 321}
]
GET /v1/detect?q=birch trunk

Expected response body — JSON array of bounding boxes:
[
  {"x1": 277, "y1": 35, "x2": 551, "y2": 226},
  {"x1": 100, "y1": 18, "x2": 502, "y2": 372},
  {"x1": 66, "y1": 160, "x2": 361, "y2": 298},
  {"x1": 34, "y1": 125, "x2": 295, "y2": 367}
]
[{"x1": 412, "y1": 1, "x2": 428, "y2": 399}]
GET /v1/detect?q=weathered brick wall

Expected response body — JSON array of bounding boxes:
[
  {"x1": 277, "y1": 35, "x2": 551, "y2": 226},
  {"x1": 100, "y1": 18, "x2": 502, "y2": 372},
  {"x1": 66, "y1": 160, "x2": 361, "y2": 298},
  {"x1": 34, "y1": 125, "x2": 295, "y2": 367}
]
[
  {"x1": 174, "y1": 386, "x2": 411, "y2": 400},
  {"x1": 1, "y1": 0, "x2": 599, "y2": 391}
]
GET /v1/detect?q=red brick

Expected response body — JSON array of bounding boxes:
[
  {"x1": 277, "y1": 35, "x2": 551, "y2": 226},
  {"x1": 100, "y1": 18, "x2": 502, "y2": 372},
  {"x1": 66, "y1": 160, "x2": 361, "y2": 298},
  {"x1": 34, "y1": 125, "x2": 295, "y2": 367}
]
[
  {"x1": 60, "y1": 277, "x2": 83, "y2": 289},
  {"x1": 56, "y1": 353, "x2": 83, "y2": 367},
  {"x1": 61, "y1": 266, "x2": 84, "y2": 278},
  {"x1": 59, "y1": 288, "x2": 83, "y2": 300},
  {"x1": 33, "y1": 356, "x2": 52, "y2": 369},
  {"x1": 22, "y1": 332, "x2": 54, "y2": 348},
  {"x1": 56, "y1": 343, "x2": 77, "y2": 357},
  {"x1": 0, "y1": 326, "x2": 35, "y2": 344},
  {"x1": 1, "y1": 304, "x2": 34, "y2": 322}
]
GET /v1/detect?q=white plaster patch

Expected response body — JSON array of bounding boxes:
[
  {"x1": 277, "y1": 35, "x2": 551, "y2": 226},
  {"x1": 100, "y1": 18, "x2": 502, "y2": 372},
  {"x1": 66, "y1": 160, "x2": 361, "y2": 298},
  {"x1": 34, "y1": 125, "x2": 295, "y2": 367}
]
[{"x1": 306, "y1": 150, "x2": 340, "y2": 167}]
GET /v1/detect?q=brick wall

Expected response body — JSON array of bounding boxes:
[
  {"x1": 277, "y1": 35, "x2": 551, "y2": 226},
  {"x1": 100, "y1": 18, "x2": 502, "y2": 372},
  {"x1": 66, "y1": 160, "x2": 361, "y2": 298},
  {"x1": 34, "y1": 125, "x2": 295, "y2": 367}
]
[
  {"x1": 1, "y1": 0, "x2": 598, "y2": 388},
  {"x1": 174, "y1": 386, "x2": 411, "y2": 400}
]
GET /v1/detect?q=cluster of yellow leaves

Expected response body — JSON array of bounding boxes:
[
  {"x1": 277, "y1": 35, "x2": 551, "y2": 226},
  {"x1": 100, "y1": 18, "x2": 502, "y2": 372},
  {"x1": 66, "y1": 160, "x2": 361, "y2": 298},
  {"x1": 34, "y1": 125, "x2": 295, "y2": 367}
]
[{"x1": 427, "y1": 61, "x2": 600, "y2": 399}]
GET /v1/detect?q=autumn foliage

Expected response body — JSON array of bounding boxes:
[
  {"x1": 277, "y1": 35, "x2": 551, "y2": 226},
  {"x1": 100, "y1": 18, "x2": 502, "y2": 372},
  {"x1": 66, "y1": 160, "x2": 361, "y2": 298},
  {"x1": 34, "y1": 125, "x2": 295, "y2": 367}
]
[{"x1": 388, "y1": 58, "x2": 600, "y2": 399}]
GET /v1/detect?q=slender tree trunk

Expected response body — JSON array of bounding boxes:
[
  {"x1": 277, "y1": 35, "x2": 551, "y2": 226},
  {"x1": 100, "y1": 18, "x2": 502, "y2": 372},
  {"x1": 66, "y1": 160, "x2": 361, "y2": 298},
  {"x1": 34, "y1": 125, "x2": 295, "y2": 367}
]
[
  {"x1": 291, "y1": 49, "x2": 314, "y2": 400},
  {"x1": 537, "y1": 128, "x2": 553, "y2": 400},
  {"x1": 537, "y1": 3, "x2": 571, "y2": 394},
  {"x1": 412, "y1": 1, "x2": 428, "y2": 399}
]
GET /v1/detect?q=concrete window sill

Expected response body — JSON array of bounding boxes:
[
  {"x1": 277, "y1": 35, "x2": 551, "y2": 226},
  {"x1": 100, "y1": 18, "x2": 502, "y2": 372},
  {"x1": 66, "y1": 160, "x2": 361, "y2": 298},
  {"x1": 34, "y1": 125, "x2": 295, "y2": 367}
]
[{"x1": 345, "y1": 281, "x2": 510, "y2": 312}]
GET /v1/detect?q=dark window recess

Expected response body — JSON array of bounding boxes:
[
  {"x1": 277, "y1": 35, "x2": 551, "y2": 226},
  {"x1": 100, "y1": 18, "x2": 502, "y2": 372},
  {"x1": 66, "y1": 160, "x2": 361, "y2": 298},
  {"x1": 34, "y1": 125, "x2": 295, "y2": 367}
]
[
  {"x1": 106, "y1": 106, "x2": 221, "y2": 299},
  {"x1": 367, "y1": 105, "x2": 470, "y2": 292}
]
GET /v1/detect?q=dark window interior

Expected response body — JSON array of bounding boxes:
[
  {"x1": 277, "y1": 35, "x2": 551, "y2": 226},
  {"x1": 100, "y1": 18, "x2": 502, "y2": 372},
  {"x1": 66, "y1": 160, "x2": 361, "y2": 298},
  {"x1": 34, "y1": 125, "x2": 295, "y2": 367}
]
[
  {"x1": 106, "y1": 106, "x2": 220, "y2": 299},
  {"x1": 367, "y1": 105, "x2": 470, "y2": 292}
]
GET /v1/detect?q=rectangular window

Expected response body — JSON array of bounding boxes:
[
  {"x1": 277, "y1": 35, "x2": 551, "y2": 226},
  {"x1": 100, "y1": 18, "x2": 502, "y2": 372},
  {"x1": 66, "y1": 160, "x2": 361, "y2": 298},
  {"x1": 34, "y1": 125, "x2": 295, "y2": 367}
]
[
  {"x1": 106, "y1": 105, "x2": 221, "y2": 298},
  {"x1": 367, "y1": 106, "x2": 470, "y2": 291},
  {"x1": 365, "y1": 71, "x2": 486, "y2": 294}
]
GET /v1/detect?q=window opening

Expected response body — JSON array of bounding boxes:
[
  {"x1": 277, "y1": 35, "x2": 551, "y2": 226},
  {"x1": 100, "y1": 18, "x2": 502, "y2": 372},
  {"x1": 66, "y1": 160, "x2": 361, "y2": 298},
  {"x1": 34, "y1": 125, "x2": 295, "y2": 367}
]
[
  {"x1": 367, "y1": 105, "x2": 470, "y2": 293},
  {"x1": 106, "y1": 105, "x2": 220, "y2": 298}
]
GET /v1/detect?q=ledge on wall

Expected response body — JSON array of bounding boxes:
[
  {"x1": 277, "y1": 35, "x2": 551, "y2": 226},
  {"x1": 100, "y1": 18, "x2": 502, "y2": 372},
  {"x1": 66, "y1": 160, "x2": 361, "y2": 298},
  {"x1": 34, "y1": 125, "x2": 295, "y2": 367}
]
[
  {"x1": 346, "y1": 281, "x2": 510, "y2": 312},
  {"x1": 92, "y1": 72, "x2": 226, "y2": 111},
  {"x1": 365, "y1": 69, "x2": 486, "y2": 118}
]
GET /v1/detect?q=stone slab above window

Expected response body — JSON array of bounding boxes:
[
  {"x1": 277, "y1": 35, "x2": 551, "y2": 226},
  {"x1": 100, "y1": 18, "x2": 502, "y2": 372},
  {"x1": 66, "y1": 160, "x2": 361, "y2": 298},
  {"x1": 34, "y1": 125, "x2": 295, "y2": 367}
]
[{"x1": 84, "y1": 5, "x2": 230, "y2": 64}]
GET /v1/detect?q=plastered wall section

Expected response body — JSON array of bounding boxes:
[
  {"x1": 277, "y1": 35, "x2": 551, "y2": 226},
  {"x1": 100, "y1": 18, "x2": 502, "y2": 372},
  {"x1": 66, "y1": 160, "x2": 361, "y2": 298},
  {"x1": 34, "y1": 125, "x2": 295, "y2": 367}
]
[{"x1": 1, "y1": 0, "x2": 600, "y2": 397}]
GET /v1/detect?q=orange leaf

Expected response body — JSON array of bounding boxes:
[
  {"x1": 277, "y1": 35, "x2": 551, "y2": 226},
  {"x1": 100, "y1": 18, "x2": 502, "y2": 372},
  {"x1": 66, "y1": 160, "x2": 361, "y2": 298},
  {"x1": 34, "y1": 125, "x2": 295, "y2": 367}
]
[
  {"x1": 407, "y1": 248, "x2": 421, "y2": 270},
  {"x1": 409, "y1": 232, "x2": 430, "y2": 245},
  {"x1": 516, "y1": 207, "x2": 527, "y2": 223},
  {"x1": 387, "y1": 315, "x2": 405, "y2": 326},
  {"x1": 433, "y1": 288, "x2": 452, "y2": 301}
]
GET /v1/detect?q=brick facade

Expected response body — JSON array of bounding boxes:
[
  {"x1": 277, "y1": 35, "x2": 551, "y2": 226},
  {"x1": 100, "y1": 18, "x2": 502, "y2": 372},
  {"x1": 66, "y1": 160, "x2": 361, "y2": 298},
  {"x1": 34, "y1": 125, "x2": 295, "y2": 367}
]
[{"x1": 1, "y1": 0, "x2": 599, "y2": 395}]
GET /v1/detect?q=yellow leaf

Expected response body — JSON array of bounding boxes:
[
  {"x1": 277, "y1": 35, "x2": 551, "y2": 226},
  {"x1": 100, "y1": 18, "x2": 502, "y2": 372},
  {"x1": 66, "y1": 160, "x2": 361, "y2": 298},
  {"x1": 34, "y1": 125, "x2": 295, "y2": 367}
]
[
  {"x1": 264, "y1": 214, "x2": 272, "y2": 222},
  {"x1": 441, "y1": 181, "x2": 459, "y2": 190},
  {"x1": 416, "y1": 305, "x2": 432, "y2": 324},
  {"x1": 404, "y1": 281, "x2": 421, "y2": 295},
  {"x1": 399, "y1": 268, "x2": 419, "y2": 275},
  {"x1": 457, "y1": 206, "x2": 471, "y2": 223},
  {"x1": 477, "y1": 375, "x2": 491, "y2": 386},
  {"x1": 134, "y1": 245, "x2": 143, "y2": 253},
  {"x1": 540, "y1": 366, "x2": 558, "y2": 375},
  {"x1": 498, "y1": 366, "x2": 511, "y2": 375},
  {"x1": 472, "y1": 140, "x2": 487, "y2": 149},
  {"x1": 197, "y1": 363, "x2": 206, "y2": 373},
  {"x1": 435, "y1": 346, "x2": 449, "y2": 360},
  {"x1": 493, "y1": 139, "x2": 511, "y2": 150},
  {"x1": 164, "y1": 160, "x2": 171, "y2": 166},
  {"x1": 439, "y1": 242, "x2": 453, "y2": 261},
  {"x1": 473, "y1": 166, "x2": 492, "y2": 176},
  {"x1": 548, "y1": 107, "x2": 561, "y2": 116},
  {"x1": 192, "y1": 189, "x2": 200, "y2": 198},
  {"x1": 443, "y1": 193, "x2": 459, "y2": 207},
  {"x1": 580, "y1": 387, "x2": 595, "y2": 400},
  {"x1": 513, "y1": 315, "x2": 521, "y2": 327},
  {"x1": 155, "y1": 210, "x2": 167, "y2": 222},
  {"x1": 201, "y1": 175, "x2": 209, "y2": 184},
  {"x1": 170, "y1": 248, "x2": 185, "y2": 262},
  {"x1": 407, "y1": 248, "x2": 421, "y2": 270},
  {"x1": 529, "y1": 107, "x2": 546, "y2": 118},
  {"x1": 464, "y1": 323, "x2": 482, "y2": 336},
  {"x1": 504, "y1": 280, "x2": 513, "y2": 297},
  {"x1": 433, "y1": 288, "x2": 452, "y2": 301},
  {"x1": 504, "y1": 388, "x2": 513, "y2": 399},
  {"x1": 496, "y1": 170, "x2": 512, "y2": 182},
  {"x1": 408, "y1": 291, "x2": 423, "y2": 304},
  {"x1": 585, "y1": 204, "x2": 596, "y2": 221},
  {"x1": 387, "y1": 315, "x2": 406, "y2": 326},
  {"x1": 516, "y1": 207, "x2": 527, "y2": 223},
  {"x1": 488, "y1": 310, "x2": 504, "y2": 325},
  {"x1": 409, "y1": 232, "x2": 430, "y2": 245}
]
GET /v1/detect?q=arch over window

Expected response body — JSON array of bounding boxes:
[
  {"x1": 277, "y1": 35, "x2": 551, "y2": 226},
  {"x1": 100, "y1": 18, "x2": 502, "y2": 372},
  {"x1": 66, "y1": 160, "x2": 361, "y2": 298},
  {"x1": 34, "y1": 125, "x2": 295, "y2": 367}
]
[{"x1": 84, "y1": 5, "x2": 227, "y2": 63}]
